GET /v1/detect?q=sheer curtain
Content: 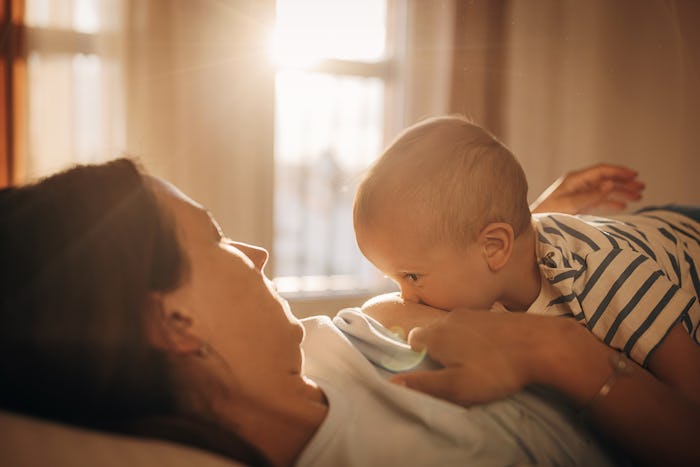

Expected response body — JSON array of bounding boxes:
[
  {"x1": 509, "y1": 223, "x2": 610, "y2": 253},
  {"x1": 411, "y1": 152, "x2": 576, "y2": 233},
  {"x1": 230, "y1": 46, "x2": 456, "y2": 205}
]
[
  {"x1": 425, "y1": 0, "x2": 700, "y2": 207},
  {"x1": 0, "y1": 0, "x2": 24, "y2": 187},
  {"x1": 502, "y1": 0, "x2": 700, "y2": 206},
  {"x1": 20, "y1": 0, "x2": 126, "y2": 181},
  {"x1": 124, "y1": 0, "x2": 276, "y2": 254}
]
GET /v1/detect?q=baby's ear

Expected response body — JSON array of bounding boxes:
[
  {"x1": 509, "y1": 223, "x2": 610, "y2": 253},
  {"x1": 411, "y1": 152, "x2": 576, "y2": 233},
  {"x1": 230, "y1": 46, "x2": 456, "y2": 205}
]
[{"x1": 478, "y1": 222, "x2": 514, "y2": 272}]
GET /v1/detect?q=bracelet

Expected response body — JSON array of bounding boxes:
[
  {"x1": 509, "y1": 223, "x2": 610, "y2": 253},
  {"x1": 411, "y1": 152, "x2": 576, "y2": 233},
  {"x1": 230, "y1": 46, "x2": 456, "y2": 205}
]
[{"x1": 580, "y1": 352, "x2": 633, "y2": 419}]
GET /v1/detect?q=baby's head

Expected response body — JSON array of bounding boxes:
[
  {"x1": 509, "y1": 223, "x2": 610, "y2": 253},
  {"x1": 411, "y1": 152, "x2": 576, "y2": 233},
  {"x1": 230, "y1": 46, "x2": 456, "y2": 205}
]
[{"x1": 353, "y1": 115, "x2": 531, "y2": 310}]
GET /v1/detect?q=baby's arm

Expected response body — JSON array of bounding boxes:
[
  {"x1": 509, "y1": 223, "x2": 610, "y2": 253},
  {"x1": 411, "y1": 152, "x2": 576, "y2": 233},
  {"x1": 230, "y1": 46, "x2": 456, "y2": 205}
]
[{"x1": 360, "y1": 293, "x2": 448, "y2": 341}]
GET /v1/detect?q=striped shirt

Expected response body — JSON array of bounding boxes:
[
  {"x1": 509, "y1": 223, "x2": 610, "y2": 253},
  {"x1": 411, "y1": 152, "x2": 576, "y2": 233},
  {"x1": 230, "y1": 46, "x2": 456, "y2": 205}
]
[{"x1": 529, "y1": 209, "x2": 700, "y2": 367}]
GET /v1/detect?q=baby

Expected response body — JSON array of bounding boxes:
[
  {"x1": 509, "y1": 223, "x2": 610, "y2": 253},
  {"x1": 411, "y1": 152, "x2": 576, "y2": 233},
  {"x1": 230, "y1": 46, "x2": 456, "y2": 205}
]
[{"x1": 353, "y1": 115, "x2": 700, "y2": 371}]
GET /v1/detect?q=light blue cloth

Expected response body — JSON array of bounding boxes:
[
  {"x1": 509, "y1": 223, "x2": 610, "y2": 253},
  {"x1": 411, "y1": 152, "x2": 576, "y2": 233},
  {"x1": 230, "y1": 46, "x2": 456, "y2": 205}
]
[{"x1": 333, "y1": 307, "x2": 440, "y2": 376}]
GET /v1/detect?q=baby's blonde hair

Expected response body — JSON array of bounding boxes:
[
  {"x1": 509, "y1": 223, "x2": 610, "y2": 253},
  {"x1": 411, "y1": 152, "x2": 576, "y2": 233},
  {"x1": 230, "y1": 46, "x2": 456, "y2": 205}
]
[{"x1": 354, "y1": 115, "x2": 531, "y2": 246}]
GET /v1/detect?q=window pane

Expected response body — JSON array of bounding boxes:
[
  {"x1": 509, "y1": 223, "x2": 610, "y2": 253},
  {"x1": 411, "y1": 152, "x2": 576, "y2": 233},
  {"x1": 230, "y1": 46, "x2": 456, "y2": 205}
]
[
  {"x1": 274, "y1": 0, "x2": 386, "y2": 64},
  {"x1": 274, "y1": 70, "x2": 391, "y2": 292},
  {"x1": 26, "y1": 53, "x2": 74, "y2": 176},
  {"x1": 23, "y1": 0, "x2": 125, "y2": 180},
  {"x1": 25, "y1": 53, "x2": 120, "y2": 178},
  {"x1": 26, "y1": 0, "x2": 120, "y2": 32}
]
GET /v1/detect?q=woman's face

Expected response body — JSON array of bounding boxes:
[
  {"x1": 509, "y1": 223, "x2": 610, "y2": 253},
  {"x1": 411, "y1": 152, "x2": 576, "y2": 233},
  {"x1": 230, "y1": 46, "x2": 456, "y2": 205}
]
[{"x1": 149, "y1": 177, "x2": 305, "y2": 386}]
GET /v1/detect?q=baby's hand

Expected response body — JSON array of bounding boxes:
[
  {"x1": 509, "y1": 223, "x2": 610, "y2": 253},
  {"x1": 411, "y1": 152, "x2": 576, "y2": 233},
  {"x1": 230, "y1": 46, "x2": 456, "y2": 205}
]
[
  {"x1": 530, "y1": 163, "x2": 644, "y2": 215},
  {"x1": 361, "y1": 293, "x2": 448, "y2": 340}
]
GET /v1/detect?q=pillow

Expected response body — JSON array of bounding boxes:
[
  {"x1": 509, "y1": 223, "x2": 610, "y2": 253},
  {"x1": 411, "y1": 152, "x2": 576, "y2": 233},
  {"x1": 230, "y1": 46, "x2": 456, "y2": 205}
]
[{"x1": 0, "y1": 410, "x2": 247, "y2": 467}]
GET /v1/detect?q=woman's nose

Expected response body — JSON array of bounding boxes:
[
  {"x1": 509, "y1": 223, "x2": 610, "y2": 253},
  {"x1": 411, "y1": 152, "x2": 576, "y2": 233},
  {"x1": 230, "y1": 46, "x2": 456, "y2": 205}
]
[{"x1": 234, "y1": 242, "x2": 269, "y2": 270}]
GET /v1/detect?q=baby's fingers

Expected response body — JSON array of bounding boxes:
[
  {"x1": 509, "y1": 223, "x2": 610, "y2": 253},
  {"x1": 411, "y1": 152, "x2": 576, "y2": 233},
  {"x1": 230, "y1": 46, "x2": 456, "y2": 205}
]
[
  {"x1": 614, "y1": 179, "x2": 645, "y2": 200},
  {"x1": 581, "y1": 163, "x2": 638, "y2": 182}
]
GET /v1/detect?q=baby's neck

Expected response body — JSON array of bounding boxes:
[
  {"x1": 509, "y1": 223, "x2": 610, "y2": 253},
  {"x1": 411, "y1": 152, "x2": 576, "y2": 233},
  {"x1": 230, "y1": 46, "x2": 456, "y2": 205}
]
[{"x1": 499, "y1": 224, "x2": 541, "y2": 311}]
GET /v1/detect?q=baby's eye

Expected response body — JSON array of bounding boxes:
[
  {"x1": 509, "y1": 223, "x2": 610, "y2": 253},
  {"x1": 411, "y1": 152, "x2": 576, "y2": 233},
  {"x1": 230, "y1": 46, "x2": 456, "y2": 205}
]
[{"x1": 403, "y1": 273, "x2": 419, "y2": 282}]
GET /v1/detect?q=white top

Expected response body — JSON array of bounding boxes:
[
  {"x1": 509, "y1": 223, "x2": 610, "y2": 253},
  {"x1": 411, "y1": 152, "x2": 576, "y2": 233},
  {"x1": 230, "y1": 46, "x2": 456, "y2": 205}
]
[
  {"x1": 296, "y1": 312, "x2": 616, "y2": 466},
  {"x1": 530, "y1": 209, "x2": 700, "y2": 366}
]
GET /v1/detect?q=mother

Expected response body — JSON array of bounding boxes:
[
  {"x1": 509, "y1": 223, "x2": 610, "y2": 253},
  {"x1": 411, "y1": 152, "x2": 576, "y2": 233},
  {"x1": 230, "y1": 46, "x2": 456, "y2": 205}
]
[{"x1": 0, "y1": 159, "x2": 634, "y2": 466}]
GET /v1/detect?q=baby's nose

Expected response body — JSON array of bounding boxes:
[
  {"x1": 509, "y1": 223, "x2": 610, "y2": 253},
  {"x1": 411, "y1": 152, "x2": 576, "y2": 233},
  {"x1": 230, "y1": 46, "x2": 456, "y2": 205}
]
[{"x1": 400, "y1": 288, "x2": 421, "y2": 304}]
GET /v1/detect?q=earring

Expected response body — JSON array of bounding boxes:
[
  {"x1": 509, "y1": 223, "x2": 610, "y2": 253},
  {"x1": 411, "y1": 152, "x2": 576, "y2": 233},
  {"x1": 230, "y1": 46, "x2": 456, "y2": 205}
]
[{"x1": 198, "y1": 343, "x2": 210, "y2": 358}]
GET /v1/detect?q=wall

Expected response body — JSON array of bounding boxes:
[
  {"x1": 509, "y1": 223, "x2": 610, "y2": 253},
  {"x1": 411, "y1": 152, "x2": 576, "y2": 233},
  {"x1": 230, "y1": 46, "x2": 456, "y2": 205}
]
[{"x1": 125, "y1": 0, "x2": 276, "y2": 256}]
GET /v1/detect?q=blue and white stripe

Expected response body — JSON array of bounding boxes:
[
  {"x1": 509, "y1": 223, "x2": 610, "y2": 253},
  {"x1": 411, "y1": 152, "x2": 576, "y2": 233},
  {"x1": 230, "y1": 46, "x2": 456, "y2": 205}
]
[{"x1": 531, "y1": 210, "x2": 700, "y2": 367}]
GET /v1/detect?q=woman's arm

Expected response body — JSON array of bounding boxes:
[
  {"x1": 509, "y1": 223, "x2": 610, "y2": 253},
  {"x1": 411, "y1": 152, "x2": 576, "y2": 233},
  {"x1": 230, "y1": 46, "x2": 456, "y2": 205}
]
[
  {"x1": 392, "y1": 310, "x2": 700, "y2": 466},
  {"x1": 530, "y1": 163, "x2": 645, "y2": 214}
]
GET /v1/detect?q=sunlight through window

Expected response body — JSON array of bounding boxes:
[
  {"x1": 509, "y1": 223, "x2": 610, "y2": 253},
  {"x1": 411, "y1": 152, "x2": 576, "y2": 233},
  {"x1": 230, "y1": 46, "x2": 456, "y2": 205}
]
[
  {"x1": 273, "y1": 0, "x2": 394, "y2": 295},
  {"x1": 272, "y1": 0, "x2": 386, "y2": 67}
]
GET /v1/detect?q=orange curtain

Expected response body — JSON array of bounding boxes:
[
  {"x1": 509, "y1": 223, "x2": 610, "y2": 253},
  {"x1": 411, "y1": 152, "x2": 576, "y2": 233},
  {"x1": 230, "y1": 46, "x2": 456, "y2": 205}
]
[{"x1": 0, "y1": 0, "x2": 24, "y2": 188}]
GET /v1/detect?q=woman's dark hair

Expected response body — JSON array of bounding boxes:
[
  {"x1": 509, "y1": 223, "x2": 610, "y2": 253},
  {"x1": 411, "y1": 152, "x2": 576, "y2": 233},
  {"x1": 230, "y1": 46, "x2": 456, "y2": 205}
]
[{"x1": 0, "y1": 159, "x2": 270, "y2": 466}]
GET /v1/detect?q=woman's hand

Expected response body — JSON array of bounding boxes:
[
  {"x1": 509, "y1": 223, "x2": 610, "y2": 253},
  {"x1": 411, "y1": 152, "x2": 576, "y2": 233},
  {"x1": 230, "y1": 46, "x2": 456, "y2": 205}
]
[
  {"x1": 530, "y1": 163, "x2": 645, "y2": 215},
  {"x1": 390, "y1": 309, "x2": 557, "y2": 405}
]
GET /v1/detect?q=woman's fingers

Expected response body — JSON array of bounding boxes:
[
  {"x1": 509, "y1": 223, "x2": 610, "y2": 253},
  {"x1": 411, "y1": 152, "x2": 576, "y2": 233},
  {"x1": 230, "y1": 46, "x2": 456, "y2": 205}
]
[
  {"x1": 391, "y1": 363, "x2": 521, "y2": 406},
  {"x1": 406, "y1": 325, "x2": 429, "y2": 352}
]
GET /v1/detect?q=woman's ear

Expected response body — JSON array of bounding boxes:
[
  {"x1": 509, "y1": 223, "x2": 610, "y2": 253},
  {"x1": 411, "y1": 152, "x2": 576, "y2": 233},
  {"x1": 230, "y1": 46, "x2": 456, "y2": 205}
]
[
  {"x1": 144, "y1": 293, "x2": 202, "y2": 355},
  {"x1": 478, "y1": 222, "x2": 514, "y2": 272}
]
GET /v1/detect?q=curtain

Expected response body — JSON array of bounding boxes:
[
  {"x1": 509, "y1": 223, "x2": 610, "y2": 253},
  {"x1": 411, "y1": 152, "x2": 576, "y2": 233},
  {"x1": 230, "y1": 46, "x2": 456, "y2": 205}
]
[
  {"x1": 396, "y1": 0, "x2": 510, "y2": 134},
  {"x1": 501, "y1": 0, "x2": 700, "y2": 206},
  {"x1": 436, "y1": 0, "x2": 700, "y2": 206},
  {"x1": 125, "y1": 0, "x2": 276, "y2": 249},
  {"x1": 0, "y1": 0, "x2": 24, "y2": 188},
  {"x1": 448, "y1": 0, "x2": 509, "y2": 136}
]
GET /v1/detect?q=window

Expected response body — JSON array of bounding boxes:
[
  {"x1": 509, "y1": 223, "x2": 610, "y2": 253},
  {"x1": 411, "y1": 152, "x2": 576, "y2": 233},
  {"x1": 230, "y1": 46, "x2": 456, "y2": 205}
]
[
  {"x1": 272, "y1": 0, "x2": 399, "y2": 297},
  {"x1": 18, "y1": 0, "x2": 403, "y2": 301},
  {"x1": 21, "y1": 0, "x2": 124, "y2": 180}
]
